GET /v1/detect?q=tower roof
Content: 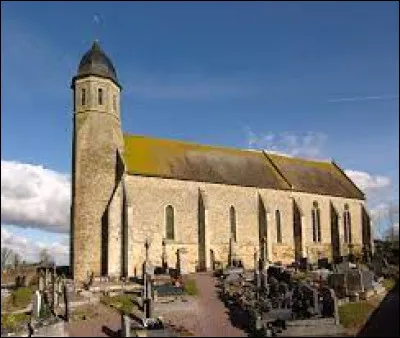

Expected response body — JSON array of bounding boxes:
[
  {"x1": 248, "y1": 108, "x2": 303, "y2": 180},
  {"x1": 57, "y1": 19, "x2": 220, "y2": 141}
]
[{"x1": 73, "y1": 41, "x2": 120, "y2": 88}]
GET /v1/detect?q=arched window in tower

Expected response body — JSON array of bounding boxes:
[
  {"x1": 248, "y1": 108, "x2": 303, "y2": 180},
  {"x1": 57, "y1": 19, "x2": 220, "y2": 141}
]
[
  {"x1": 230, "y1": 206, "x2": 237, "y2": 242},
  {"x1": 113, "y1": 95, "x2": 117, "y2": 111},
  {"x1": 81, "y1": 88, "x2": 86, "y2": 105},
  {"x1": 276, "y1": 210, "x2": 282, "y2": 243},
  {"x1": 312, "y1": 201, "x2": 321, "y2": 242},
  {"x1": 165, "y1": 205, "x2": 174, "y2": 240},
  {"x1": 343, "y1": 204, "x2": 352, "y2": 244},
  {"x1": 98, "y1": 88, "x2": 103, "y2": 105}
]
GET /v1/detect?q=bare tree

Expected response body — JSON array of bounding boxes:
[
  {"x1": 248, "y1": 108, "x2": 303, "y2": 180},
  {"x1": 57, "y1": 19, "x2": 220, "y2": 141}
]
[
  {"x1": 1, "y1": 247, "x2": 15, "y2": 271},
  {"x1": 13, "y1": 252, "x2": 22, "y2": 270},
  {"x1": 39, "y1": 249, "x2": 54, "y2": 266}
]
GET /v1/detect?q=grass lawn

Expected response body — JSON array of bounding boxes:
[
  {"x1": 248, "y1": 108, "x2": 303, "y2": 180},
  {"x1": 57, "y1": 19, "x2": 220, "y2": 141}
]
[
  {"x1": 381, "y1": 278, "x2": 397, "y2": 291},
  {"x1": 183, "y1": 278, "x2": 198, "y2": 296},
  {"x1": 1, "y1": 313, "x2": 30, "y2": 331},
  {"x1": 1, "y1": 287, "x2": 34, "y2": 312},
  {"x1": 100, "y1": 294, "x2": 136, "y2": 314},
  {"x1": 339, "y1": 301, "x2": 375, "y2": 329}
]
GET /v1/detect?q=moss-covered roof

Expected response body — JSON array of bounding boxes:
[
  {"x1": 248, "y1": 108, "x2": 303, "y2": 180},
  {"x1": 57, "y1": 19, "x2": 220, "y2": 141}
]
[
  {"x1": 123, "y1": 134, "x2": 290, "y2": 190},
  {"x1": 265, "y1": 153, "x2": 365, "y2": 199},
  {"x1": 123, "y1": 134, "x2": 365, "y2": 199}
]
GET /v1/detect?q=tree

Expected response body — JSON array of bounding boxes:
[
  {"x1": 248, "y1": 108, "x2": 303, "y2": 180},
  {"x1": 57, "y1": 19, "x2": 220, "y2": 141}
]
[
  {"x1": 1, "y1": 247, "x2": 15, "y2": 271},
  {"x1": 39, "y1": 249, "x2": 54, "y2": 266},
  {"x1": 13, "y1": 252, "x2": 22, "y2": 270}
]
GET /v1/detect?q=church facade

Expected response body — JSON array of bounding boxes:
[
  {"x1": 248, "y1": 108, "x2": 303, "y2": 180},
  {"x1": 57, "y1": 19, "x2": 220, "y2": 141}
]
[{"x1": 70, "y1": 42, "x2": 373, "y2": 282}]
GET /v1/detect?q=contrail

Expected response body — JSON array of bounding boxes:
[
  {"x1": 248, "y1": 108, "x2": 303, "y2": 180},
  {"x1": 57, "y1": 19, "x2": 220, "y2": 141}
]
[{"x1": 328, "y1": 95, "x2": 399, "y2": 103}]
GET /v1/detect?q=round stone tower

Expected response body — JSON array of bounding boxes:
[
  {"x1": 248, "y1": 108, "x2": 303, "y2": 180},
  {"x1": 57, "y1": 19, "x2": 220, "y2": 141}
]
[{"x1": 70, "y1": 41, "x2": 124, "y2": 282}]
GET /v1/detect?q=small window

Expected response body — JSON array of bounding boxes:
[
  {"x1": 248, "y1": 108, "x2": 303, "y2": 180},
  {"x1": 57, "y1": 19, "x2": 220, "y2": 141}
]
[
  {"x1": 81, "y1": 88, "x2": 86, "y2": 105},
  {"x1": 98, "y1": 88, "x2": 103, "y2": 105},
  {"x1": 113, "y1": 95, "x2": 117, "y2": 111},
  {"x1": 166, "y1": 205, "x2": 174, "y2": 240},
  {"x1": 230, "y1": 206, "x2": 237, "y2": 242},
  {"x1": 276, "y1": 210, "x2": 282, "y2": 243},
  {"x1": 312, "y1": 201, "x2": 321, "y2": 243}
]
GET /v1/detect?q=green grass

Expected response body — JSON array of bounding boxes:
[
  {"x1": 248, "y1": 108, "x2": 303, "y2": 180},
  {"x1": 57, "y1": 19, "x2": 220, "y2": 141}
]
[
  {"x1": 338, "y1": 302, "x2": 375, "y2": 329},
  {"x1": 100, "y1": 294, "x2": 135, "y2": 314},
  {"x1": 382, "y1": 278, "x2": 396, "y2": 291},
  {"x1": 1, "y1": 313, "x2": 30, "y2": 331},
  {"x1": 183, "y1": 279, "x2": 198, "y2": 296},
  {"x1": 2, "y1": 287, "x2": 34, "y2": 312}
]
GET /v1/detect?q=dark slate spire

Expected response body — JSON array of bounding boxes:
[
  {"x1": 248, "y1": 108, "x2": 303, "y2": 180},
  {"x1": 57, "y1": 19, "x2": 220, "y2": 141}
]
[{"x1": 73, "y1": 40, "x2": 120, "y2": 88}]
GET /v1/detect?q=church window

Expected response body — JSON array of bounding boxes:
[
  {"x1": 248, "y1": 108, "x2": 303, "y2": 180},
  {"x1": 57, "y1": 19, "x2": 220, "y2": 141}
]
[
  {"x1": 230, "y1": 206, "x2": 237, "y2": 242},
  {"x1": 98, "y1": 88, "x2": 103, "y2": 105},
  {"x1": 165, "y1": 205, "x2": 174, "y2": 240},
  {"x1": 113, "y1": 95, "x2": 117, "y2": 111},
  {"x1": 312, "y1": 201, "x2": 321, "y2": 242},
  {"x1": 81, "y1": 88, "x2": 86, "y2": 105},
  {"x1": 343, "y1": 204, "x2": 352, "y2": 244},
  {"x1": 276, "y1": 210, "x2": 282, "y2": 243}
]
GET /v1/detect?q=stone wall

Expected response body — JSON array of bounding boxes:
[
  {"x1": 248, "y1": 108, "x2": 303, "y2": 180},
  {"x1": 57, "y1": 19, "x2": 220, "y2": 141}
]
[{"x1": 124, "y1": 175, "x2": 366, "y2": 276}]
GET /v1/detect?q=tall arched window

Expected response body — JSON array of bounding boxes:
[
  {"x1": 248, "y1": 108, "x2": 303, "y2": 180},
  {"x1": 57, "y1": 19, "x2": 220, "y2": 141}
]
[
  {"x1": 81, "y1": 88, "x2": 86, "y2": 105},
  {"x1": 230, "y1": 206, "x2": 237, "y2": 242},
  {"x1": 98, "y1": 88, "x2": 103, "y2": 105},
  {"x1": 312, "y1": 201, "x2": 321, "y2": 242},
  {"x1": 165, "y1": 205, "x2": 174, "y2": 240},
  {"x1": 276, "y1": 210, "x2": 282, "y2": 243},
  {"x1": 343, "y1": 204, "x2": 352, "y2": 244}
]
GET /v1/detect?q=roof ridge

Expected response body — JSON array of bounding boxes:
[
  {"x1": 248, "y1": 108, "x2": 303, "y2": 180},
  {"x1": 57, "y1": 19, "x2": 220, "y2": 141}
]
[
  {"x1": 265, "y1": 151, "x2": 333, "y2": 165},
  {"x1": 262, "y1": 151, "x2": 293, "y2": 189},
  {"x1": 331, "y1": 160, "x2": 365, "y2": 199},
  {"x1": 123, "y1": 133, "x2": 262, "y2": 154}
]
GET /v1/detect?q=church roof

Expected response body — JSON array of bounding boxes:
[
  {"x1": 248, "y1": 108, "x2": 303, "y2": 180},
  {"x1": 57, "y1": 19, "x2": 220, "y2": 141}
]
[
  {"x1": 123, "y1": 134, "x2": 365, "y2": 199},
  {"x1": 73, "y1": 41, "x2": 120, "y2": 88},
  {"x1": 264, "y1": 153, "x2": 365, "y2": 199}
]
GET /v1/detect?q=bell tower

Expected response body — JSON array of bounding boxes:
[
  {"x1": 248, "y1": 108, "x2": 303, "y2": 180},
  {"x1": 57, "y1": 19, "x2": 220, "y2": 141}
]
[{"x1": 70, "y1": 41, "x2": 124, "y2": 282}]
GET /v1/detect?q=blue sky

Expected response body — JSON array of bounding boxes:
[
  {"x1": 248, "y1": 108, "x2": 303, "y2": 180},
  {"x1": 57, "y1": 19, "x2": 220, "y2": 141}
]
[{"x1": 1, "y1": 1, "x2": 398, "y2": 263}]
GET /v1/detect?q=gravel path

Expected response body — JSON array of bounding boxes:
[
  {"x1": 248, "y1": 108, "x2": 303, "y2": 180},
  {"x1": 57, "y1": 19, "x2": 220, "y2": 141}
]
[
  {"x1": 68, "y1": 273, "x2": 247, "y2": 337},
  {"x1": 162, "y1": 273, "x2": 246, "y2": 337}
]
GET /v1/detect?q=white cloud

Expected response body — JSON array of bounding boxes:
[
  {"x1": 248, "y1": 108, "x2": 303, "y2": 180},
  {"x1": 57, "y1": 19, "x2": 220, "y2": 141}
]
[
  {"x1": 327, "y1": 94, "x2": 399, "y2": 103},
  {"x1": 344, "y1": 170, "x2": 391, "y2": 191},
  {"x1": 1, "y1": 228, "x2": 69, "y2": 265},
  {"x1": 1, "y1": 160, "x2": 71, "y2": 233},
  {"x1": 245, "y1": 128, "x2": 328, "y2": 159}
]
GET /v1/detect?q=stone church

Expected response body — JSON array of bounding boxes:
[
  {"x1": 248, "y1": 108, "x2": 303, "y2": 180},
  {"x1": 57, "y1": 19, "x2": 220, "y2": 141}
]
[{"x1": 70, "y1": 42, "x2": 373, "y2": 282}]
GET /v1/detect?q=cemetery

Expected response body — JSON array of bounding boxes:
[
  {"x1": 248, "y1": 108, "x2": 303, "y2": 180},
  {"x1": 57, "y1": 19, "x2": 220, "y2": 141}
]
[{"x1": 1, "y1": 239, "x2": 398, "y2": 337}]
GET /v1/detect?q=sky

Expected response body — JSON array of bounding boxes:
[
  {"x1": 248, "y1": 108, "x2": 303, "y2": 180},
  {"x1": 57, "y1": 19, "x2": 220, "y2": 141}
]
[{"x1": 1, "y1": 1, "x2": 399, "y2": 265}]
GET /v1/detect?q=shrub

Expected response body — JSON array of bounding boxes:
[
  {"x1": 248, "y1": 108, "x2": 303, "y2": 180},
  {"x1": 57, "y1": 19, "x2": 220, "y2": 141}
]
[{"x1": 382, "y1": 278, "x2": 396, "y2": 291}]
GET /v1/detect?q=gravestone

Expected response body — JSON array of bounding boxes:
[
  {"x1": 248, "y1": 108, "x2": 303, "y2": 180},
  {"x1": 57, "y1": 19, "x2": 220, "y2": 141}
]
[
  {"x1": 63, "y1": 284, "x2": 70, "y2": 322},
  {"x1": 299, "y1": 258, "x2": 308, "y2": 271},
  {"x1": 347, "y1": 269, "x2": 363, "y2": 293},
  {"x1": 318, "y1": 258, "x2": 329, "y2": 269},
  {"x1": 328, "y1": 273, "x2": 347, "y2": 298},
  {"x1": 361, "y1": 270, "x2": 374, "y2": 291},
  {"x1": 121, "y1": 314, "x2": 131, "y2": 337},
  {"x1": 39, "y1": 274, "x2": 45, "y2": 292},
  {"x1": 32, "y1": 290, "x2": 42, "y2": 319},
  {"x1": 177, "y1": 248, "x2": 189, "y2": 275}
]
